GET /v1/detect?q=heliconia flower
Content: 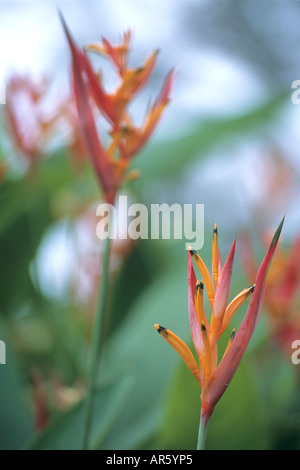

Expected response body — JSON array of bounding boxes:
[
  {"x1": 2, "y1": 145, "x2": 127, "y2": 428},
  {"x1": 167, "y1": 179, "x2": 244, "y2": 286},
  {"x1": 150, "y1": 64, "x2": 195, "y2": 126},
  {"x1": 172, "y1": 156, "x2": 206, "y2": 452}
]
[
  {"x1": 87, "y1": 30, "x2": 131, "y2": 76},
  {"x1": 5, "y1": 74, "x2": 65, "y2": 166},
  {"x1": 85, "y1": 32, "x2": 160, "y2": 125},
  {"x1": 108, "y1": 69, "x2": 174, "y2": 159},
  {"x1": 60, "y1": 14, "x2": 174, "y2": 204},
  {"x1": 155, "y1": 218, "x2": 284, "y2": 438},
  {"x1": 239, "y1": 230, "x2": 300, "y2": 356}
]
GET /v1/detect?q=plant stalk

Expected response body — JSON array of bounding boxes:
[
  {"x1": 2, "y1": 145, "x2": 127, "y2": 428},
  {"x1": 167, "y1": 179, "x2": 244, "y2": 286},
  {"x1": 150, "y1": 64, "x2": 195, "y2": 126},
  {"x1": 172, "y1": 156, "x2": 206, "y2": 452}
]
[
  {"x1": 197, "y1": 409, "x2": 209, "y2": 450},
  {"x1": 82, "y1": 229, "x2": 112, "y2": 450}
]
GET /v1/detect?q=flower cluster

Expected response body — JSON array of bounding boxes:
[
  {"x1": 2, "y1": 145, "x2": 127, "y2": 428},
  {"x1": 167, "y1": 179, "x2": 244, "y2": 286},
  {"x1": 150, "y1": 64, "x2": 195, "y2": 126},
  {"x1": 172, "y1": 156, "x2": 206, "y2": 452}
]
[
  {"x1": 61, "y1": 16, "x2": 174, "y2": 204},
  {"x1": 155, "y1": 220, "x2": 284, "y2": 426}
]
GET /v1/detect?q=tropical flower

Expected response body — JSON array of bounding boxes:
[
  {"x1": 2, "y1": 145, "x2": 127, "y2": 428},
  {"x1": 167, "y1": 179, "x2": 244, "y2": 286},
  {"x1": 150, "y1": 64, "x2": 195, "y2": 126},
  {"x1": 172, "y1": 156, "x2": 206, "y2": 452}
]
[
  {"x1": 154, "y1": 219, "x2": 284, "y2": 448},
  {"x1": 61, "y1": 16, "x2": 174, "y2": 204},
  {"x1": 5, "y1": 74, "x2": 66, "y2": 167}
]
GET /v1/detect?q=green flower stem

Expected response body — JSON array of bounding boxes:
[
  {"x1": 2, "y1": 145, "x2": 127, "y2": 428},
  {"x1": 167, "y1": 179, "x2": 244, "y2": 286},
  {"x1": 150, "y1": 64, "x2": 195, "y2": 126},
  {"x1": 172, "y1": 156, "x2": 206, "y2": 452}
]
[
  {"x1": 197, "y1": 409, "x2": 209, "y2": 450},
  {"x1": 82, "y1": 229, "x2": 112, "y2": 450}
]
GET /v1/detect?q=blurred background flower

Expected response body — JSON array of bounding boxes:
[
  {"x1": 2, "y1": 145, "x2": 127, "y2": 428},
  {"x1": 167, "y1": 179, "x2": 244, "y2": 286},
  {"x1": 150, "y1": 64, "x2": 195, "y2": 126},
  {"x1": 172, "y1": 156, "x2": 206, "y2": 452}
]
[{"x1": 0, "y1": 0, "x2": 299, "y2": 450}]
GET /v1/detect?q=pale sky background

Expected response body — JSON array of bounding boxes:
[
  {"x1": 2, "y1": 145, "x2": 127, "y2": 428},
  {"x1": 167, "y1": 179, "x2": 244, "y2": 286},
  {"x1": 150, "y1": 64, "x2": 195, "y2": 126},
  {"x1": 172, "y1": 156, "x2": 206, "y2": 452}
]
[{"x1": 0, "y1": 0, "x2": 266, "y2": 120}]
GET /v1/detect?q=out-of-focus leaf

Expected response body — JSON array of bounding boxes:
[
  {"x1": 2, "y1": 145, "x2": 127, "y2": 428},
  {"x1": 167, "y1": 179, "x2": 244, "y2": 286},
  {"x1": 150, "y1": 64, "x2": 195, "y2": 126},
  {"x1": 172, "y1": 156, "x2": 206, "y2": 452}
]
[
  {"x1": 0, "y1": 150, "x2": 95, "y2": 313},
  {"x1": 0, "y1": 323, "x2": 33, "y2": 449},
  {"x1": 0, "y1": 191, "x2": 51, "y2": 312},
  {"x1": 131, "y1": 92, "x2": 288, "y2": 182},
  {"x1": 8, "y1": 299, "x2": 88, "y2": 382},
  {"x1": 251, "y1": 341, "x2": 300, "y2": 450},
  {"x1": 205, "y1": 355, "x2": 268, "y2": 450}
]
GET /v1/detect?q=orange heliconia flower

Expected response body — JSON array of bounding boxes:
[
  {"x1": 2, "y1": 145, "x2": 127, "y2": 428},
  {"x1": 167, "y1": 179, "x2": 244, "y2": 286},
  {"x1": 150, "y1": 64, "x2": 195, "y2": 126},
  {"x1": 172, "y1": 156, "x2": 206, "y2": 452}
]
[
  {"x1": 61, "y1": 16, "x2": 174, "y2": 204},
  {"x1": 155, "y1": 219, "x2": 284, "y2": 428}
]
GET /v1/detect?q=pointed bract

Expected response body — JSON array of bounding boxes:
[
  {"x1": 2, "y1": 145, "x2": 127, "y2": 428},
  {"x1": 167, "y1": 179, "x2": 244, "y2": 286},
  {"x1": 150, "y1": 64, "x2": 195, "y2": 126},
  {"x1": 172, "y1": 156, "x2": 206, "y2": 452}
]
[{"x1": 201, "y1": 218, "x2": 284, "y2": 421}]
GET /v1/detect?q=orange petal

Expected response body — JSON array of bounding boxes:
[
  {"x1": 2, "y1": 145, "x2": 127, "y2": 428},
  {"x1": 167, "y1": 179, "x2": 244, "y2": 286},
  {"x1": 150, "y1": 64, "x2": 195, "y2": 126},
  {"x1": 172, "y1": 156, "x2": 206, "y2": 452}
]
[
  {"x1": 154, "y1": 324, "x2": 203, "y2": 387},
  {"x1": 220, "y1": 284, "x2": 254, "y2": 336},
  {"x1": 188, "y1": 246, "x2": 214, "y2": 307}
]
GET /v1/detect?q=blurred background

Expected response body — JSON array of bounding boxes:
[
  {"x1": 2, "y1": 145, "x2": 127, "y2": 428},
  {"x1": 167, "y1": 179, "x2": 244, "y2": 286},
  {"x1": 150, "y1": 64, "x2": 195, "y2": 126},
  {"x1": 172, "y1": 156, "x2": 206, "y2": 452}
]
[{"x1": 0, "y1": 0, "x2": 299, "y2": 450}]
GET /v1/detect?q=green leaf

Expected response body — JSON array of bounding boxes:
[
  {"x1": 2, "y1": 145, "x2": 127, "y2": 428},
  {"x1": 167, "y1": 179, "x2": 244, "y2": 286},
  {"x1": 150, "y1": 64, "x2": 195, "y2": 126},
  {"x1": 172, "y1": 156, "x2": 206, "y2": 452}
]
[
  {"x1": 0, "y1": 149, "x2": 94, "y2": 313},
  {"x1": 0, "y1": 323, "x2": 33, "y2": 449},
  {"x1": 130, "y1": 91, "x2": 288, "y2": 182}
]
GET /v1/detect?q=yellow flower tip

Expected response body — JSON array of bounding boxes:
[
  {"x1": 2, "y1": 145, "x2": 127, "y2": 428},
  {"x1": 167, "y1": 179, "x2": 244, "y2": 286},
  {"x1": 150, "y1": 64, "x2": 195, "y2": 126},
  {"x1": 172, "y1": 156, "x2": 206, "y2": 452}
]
[
  {"x1": 135, "y1": 66, "x2": 145, "y2": 75},
  {"x1": 195, "y1": 280, "x2": 204, "y2": 293},
  {"x1": 188, "y1": 245, "x2": 197, "y2": 257},
  {"x1": 223, "y1": 327, "x2": 236, "y2": 356},
  {"x1": 245, "y1": 284, "x2": 255, "y2": 297},
  {"x1": 154, "y1": 324, "x2": 168, "y2": 336}
]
